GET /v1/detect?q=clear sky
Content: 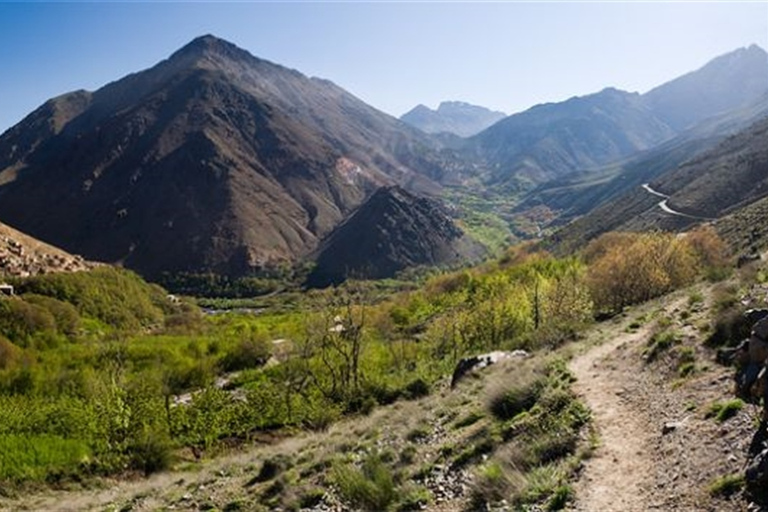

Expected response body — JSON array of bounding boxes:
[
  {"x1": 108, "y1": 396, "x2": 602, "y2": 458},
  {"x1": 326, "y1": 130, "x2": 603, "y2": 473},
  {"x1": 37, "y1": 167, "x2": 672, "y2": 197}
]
[{"x1": 1, "y1": 1, "x2": 766, "y2": 134}]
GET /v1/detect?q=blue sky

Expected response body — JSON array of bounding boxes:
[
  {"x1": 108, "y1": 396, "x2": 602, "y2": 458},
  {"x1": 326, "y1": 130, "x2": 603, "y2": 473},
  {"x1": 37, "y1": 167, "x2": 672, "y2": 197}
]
[{"x1": 1, "y1": 2, "x2": 766, "y2": 134}]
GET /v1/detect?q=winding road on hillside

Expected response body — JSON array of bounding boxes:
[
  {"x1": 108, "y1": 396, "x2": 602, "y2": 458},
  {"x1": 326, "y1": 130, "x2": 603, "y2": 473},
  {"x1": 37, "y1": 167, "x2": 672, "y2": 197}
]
[{"x1": 641, "y1": 183, "x2": 715, "y2": 221}]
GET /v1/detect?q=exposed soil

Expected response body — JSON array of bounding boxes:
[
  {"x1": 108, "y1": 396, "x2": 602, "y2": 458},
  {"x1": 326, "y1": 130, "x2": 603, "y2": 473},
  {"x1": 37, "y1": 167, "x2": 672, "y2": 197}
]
[{"x1": 568, "y1": 290, "x2": 757, "y2": 512}]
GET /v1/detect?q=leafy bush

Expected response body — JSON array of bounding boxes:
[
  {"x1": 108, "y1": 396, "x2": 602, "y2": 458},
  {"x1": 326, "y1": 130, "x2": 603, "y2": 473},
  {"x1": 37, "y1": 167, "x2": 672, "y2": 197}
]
[
  {"x1": 220, "y1": 338, "x2": 271, "y2": 372},
  {"x1": 128, "y1": 428, "x2": 175, "y2": 475},
  {"x1": 585, "y1": 232, "x2": 700, "y2": 314},
  {"x1": 13, "y1": 267, "x2": 166, "y2": 332}
]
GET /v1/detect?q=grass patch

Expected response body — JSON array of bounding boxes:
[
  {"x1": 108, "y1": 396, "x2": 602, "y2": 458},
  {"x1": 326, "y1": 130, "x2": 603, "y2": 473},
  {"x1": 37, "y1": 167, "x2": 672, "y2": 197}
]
[
  {"x1": 453, "y1": 411, "x2": 485, "y2": 429},
  {"x1": 644, "y1": 330, "x2": 679, "y2": 362},
  {"x1": 333, "y1": 453, "x2": 397, "y2": 511},
  {"x1": 708, "y1": 473, "x2": 744, "y2": 497},
  {"x1": 0, "y1": 434, "x2": 90, "y2": 482},
  {"x1": 705, "y1": 399, "x2": 744, "y2": 422},
  {"x1": 677, "y1": 362, "x2": 696, "y2": 378},
  {"x1": 405, "y1": 424, "x2": 431, "y2": 443}
]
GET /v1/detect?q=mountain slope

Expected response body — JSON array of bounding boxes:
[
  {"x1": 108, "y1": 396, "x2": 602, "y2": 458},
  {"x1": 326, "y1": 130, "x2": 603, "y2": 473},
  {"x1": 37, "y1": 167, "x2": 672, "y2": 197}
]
[
  {"x1": 468, "y1": 88, "x2": 676, "y2": 187},
  {"x1": 549, "y1": 113, "x2": 768, "y2": 253},
  {"x1": 401, "y1": 101, "x2": 506, "y2": 137},
  {"x1": 306, "y1": 186, "x2": 484, "y2": 286},
  {"x1": 466, "y1": 46, "x2": 768, "y2": 191},
  {"x1": 644, "y1": 44, "x2": 768, "y2": 131},
  {"x1": 0, "y1": 221, "x2": 96, "y2": 277},
  {"x1": 0, "y1": 35, "x2": 464, "y2": 278},
  {"x1": 514, "y1": 93, "x2": 768, "y2": 228}
]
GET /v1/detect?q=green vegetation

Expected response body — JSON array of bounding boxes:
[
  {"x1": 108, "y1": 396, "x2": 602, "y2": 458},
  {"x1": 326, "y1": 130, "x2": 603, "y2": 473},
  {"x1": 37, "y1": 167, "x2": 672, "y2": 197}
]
[
  {"x1": 708, "y1": 473, "x2": 745, "y2": 497},
  {"x1": 0, "y1": 228, "x2": 731, "y2": 501},
  {"x1": 706, "y1": 399, "x2": 745, "y2": 422},
  {"x1": 469, "y1": 359, "x2": 589, "y2": 509},
  {"x1": 333, "y1": 453, "x2": 398, "y2": 511},
  {"x1": 643, "y1": 330, "x2": 680, "y2": 362}
]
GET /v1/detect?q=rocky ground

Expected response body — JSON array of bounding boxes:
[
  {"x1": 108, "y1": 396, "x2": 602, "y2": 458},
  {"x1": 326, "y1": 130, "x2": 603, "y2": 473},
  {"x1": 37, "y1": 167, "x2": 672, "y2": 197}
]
[
  {"x1": 0, "y1": 221, "x2": 95, "y2": 277},
  {"x1": 568, "y1": 288, "x2": 760, "y2": 511}
]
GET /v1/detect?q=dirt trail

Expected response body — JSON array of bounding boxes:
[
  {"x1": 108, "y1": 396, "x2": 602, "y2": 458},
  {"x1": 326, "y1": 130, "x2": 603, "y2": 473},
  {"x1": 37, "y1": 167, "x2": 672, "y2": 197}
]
[{"x1": 568, "y1": 326, "x2": 656, "y2": 511}]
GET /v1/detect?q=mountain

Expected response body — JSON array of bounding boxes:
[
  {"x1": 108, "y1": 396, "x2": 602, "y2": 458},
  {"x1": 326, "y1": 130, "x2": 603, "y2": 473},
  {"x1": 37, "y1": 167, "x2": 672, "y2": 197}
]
[
  {"x1": 0, "y1": 221, "x2": 96, "y2": 277},
  {"x1": 467, "y1": 46, "x2": 768, "y2": 190},
  {"x1": 468, "y1": 87, "x2": 676, "y2": 187},
  {"x1": 0, "y1": 35, "x2": 467, "y2": 278},
  {"x1": 513, "y1": 92, "x2": 768, "y2": 230},
  {"x1": 644, "y1": 45, "x2": 768, "y2": 131},
  {"x1": 306, "y1": 186, "x2": 485, "y2": 287},
  {"x1": 548, "y1": 113, "x2": 768, "y2": 253},
  {"x1": 400, "y1": 101, "x2": 506, "y2": 137}
]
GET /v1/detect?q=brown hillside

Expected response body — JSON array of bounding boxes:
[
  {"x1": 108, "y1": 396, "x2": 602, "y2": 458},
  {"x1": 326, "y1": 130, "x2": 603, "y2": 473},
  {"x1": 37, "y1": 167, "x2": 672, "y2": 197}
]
[
  {"x1": 0, "y1": 221, "x2": 95, "y2": 277},
  {"x1": 0, "y1": 35, "x2": 465, "y2": 278}
]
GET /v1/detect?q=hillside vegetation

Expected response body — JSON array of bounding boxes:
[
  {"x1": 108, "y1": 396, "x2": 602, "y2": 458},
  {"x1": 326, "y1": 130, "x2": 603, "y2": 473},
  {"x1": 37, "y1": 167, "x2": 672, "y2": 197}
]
[{"x1": 0, "y1": 227, "x2": 730, "y2": 510}]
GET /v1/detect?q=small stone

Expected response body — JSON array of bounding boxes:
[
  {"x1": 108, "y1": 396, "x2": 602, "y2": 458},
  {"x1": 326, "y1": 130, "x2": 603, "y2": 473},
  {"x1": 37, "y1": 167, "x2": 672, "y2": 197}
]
[{"x1": 662, "y1": 422, "x2": 678, "y2": 435}]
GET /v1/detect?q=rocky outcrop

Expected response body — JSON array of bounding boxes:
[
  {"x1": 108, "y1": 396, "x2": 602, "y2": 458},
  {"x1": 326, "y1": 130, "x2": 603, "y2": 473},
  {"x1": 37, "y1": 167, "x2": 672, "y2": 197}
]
[{"x1": 0, "y1": 221, "x2": 95, "y2": 277}]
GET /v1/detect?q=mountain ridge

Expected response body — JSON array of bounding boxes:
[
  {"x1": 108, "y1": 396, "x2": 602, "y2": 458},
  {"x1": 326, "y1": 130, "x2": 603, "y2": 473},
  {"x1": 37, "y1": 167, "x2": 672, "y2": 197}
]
[{"x1": 0, "y1": 35, "x2": 467, "y2": 279}]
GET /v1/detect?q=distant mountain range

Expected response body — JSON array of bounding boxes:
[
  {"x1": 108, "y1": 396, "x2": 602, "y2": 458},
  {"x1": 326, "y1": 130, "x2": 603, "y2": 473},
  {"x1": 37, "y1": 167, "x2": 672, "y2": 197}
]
[
  {"x1": 400, "y1": 101, "x2": 506, "y2": 137},
  {"x1": 548, "y1": 112, "x2": 768, "y2": 254},
  {"x1": 1, "y1": 35, "x2": 767, "y2": 283},
  {"x1": 466, "y1": 44, "x2": 768, "y2": 189}
]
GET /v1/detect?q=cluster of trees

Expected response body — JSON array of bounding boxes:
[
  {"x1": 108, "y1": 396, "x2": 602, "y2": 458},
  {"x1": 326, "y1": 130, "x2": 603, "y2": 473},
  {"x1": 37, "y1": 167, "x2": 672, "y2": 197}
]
[{"x1": 584, "y1": 226, "x2": 728, "y2": 314}]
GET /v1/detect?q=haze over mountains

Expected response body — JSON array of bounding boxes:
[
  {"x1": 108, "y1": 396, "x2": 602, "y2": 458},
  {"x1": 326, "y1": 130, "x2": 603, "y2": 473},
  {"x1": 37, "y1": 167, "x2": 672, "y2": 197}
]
[
  {"x1": 465, "y1": 44, "x2": 768, "y2": 189},
  {"x1": 400, "y1": 101, "x2": 506, "y2": 137},
  {"x1": 0, "y1": 35, "x2": 767, "y2": 283}
]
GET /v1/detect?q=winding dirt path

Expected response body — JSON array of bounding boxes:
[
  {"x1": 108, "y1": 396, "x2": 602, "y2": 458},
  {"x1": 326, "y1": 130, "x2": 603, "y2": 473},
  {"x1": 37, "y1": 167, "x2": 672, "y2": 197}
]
[{"x1": 567, "y1": 327, "x2": 656, "y2": 511}]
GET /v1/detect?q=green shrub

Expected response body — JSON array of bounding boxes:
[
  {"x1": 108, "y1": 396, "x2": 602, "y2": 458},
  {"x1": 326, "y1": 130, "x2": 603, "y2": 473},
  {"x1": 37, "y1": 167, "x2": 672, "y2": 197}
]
[
  {"x1": 23, "y1": 294, "x2": 81, "y2": 337},
  {"x1": 678, "y1": 362, "x2": 696, "y2": 378},
  {"x1": 708, "y1": 473, "x2": 744, "y2": 497},
  {"x1": 546, "y1": 485, "x2": 573, "y2": 510},
  {"x1": 454, "y1": 411, "x2": 485, "y2": 429},
  {"x1": 128, "y1": 428, "x2": 175, "y2": 475},
  {"x1": 333, "y1": 454, "x2": 397, "y2": 511},
  {"x1": 220, "y1": 338, "x2": 271, "y2": 372},
  {"x1": 644, "y1": 331, "x2": 679, "y2": 362},
  {"x1": 470, "y1": 462, "x2": 523, "y2": 508},
  {"x1": 298, "y1": 488, "x2": 326, "y2": 509},
  {"x1": 13, "y1": 267, "x2": 166, "y2": 332},
  {"x1": 0, "y1": 299, "x2": 56, "y2": 347},
  {"x1": 403, "y1": 378, "x2": 430, "y2": 399},
  {"x1": 488, "y1": 375, "x2": 545, "y2": 421},
  {"x1": 706, "y1": 400, "x2": 744, "y2": 422}
]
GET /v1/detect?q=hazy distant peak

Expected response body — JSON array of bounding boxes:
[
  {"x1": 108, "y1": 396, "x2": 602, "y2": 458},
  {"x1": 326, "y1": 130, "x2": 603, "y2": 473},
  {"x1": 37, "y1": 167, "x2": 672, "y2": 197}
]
[
  {"x1": 643, "y1": 44, "x2": 768, "y2": 130},
  {"x1": 401, "y1": 100, "x2": 506, "y2": 137}
]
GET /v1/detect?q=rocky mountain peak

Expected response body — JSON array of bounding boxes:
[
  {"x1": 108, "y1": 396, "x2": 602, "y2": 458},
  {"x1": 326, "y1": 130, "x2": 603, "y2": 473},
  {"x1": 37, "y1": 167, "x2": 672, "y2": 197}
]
[{"x1": 167, "y1": 34, "x2": 258, "y2": 68}]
